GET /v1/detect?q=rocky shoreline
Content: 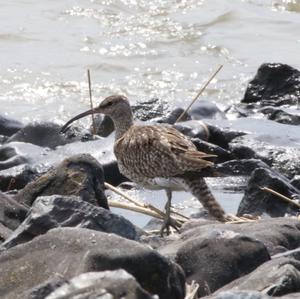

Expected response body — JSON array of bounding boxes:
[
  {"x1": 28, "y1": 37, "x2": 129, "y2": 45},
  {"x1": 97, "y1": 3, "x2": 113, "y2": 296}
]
[{"x1": 0, "y1": 63, "x2": 300, "y2": 299}]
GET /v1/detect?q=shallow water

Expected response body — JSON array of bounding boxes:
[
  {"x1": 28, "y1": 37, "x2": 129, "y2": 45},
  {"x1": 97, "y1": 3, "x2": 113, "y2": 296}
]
[
  {"x1": 1, "y1": 0, "x2": 300, "y2": 226},
  {"x1": 1, "y1": 0, "x2": 300, "y2": 124}
]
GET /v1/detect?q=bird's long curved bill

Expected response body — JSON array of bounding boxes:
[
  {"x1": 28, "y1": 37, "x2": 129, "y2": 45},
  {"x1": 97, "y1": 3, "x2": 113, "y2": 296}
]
[{"x1": 60, "y1": 108, "x2": 96, "y2": 133}]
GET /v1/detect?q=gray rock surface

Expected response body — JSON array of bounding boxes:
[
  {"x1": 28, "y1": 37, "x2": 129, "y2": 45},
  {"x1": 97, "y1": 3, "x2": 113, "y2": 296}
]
[
  {"x1": 15, "y1": 154, "x2": 108, "y2": 208},
  {"x1": 2, "y1": 195, "x2": 139, "y2": 249},
  {"x1": 0, "y1": 227, "x2": 185, "y2": 299},
  {"x1": 45, "y1": 270, "x2": 153, "y2": 299},
  {"x1": 238, "y1": 168, "x2": 300, "y2": 217},
  {"x1": 215, "y1": 258, "x2": 300, "y2": 297}
]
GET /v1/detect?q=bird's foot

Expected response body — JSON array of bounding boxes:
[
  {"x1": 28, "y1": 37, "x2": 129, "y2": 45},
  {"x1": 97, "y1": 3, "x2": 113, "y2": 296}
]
[{"x1": 160, "y1": 216, "x2": 181, "y2": 237}]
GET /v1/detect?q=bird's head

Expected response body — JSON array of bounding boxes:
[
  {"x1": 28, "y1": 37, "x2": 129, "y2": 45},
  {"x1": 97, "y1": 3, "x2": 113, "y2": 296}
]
[{"x1": 60, "y1": 95, "x2": 131, "y2": 133}]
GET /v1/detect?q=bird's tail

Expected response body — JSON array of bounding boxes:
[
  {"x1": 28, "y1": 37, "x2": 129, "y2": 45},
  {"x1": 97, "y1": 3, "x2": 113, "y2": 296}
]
[{"x1": 183, "y1": 176, "x2": 226, "y2": 222}]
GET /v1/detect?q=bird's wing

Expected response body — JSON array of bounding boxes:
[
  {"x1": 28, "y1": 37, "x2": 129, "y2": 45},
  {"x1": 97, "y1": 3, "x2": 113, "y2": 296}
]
[{"x1": 114, "y1": 124, "x2": 215, "y2": 178}]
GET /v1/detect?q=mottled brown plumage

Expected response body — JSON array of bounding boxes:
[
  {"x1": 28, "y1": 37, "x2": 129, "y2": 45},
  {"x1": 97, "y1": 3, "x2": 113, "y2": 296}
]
[{"x1": 61, "y1": 95, "x2": 226, "y2": 234}]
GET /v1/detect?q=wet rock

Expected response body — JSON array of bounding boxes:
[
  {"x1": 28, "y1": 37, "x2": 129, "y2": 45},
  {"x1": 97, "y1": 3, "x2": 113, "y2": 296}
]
[
  {"x1": 155, "y1": 107, "x2": 191, "y2": 124},
  {"x1": 0, "y1": 192, "x2": 28, "y2": 230},
  {"x1": 216, "y1": 258, "x2": 300, "y2": 297},
  {"x1": 21, "y1": 275, "x2": 66, "y2": 299},
  {"x1": 0, "y1": 143, "x2": 29, "y2": 170},
  {"x1": 242, "y1": 63, "x2": 300, "y2": 106},
  {"x1": 15, "y1": 154, "x2": 108, "y2": 209},
  {"x1": 0, "y1": 165, "x2": 37, "y2": 191},
  {"x1": 45, "y1": 270, "x2": 153, "y2": 299},
  {"x1": 208, "y1": 290, "x2": 271, "y2": 299},
  {"x1": 2, "y1": 195, "x2": 139, "y2": 249},
  {"x1": 207, "y1": 118, "x2": 300, "y2": 177},
  {"x1": 174, "y1": 120, "x2": 210, "y2": 141},
  {"x1": 189, "y1": 100, "x2": 227, "y2": 120},
  {"x1": 0, "y1": 227, "x2": 185, "y2": 299},
  {"x1": 237, "y1": 168, "x2": 300, "y2": 217},
  {"x1": 215, "y1": 159, "x2": 271, "y2": 176},
  {"x1": 174, "y1": 231, "x2": 270, "y2": 296},
  {"x1": 0, "y1": 114, "x2": 24, "y2": 136},
  {"x1": 7, "y1": 122, "x2": 79, "y2": 149},
  {"x1": 132, "y1": 97, "x2": 168, "y2": 121},
  {"x1": 291, "y1": 175, "x2": 300, "y2": 190},
  {"x1": 260, "y1": 107, "x2": 300, "y2": 126}
]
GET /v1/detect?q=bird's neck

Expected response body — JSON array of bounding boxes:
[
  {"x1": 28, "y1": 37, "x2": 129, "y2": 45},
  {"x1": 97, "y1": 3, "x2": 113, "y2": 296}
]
[{"x1": 112, "y1": 112, "x2": 134, "y2": 140}]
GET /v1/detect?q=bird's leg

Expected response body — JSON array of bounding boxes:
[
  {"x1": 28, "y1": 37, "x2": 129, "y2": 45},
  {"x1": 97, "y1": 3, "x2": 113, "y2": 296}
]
[{"x1": 160, "y1": 189, "x2": 180, "y2": 236}]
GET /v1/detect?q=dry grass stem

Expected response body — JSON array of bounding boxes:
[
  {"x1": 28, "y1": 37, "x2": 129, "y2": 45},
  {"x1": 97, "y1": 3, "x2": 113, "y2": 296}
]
[
  {"x1": 176, "y1": 64, "x2": 223, "y2": 123},
  {"x1": 260, "y1": 186, "x2": 300, "y2": 209},
  {"x1": 105, "y1": 182, "x2": 186, "y2": 224},
  {"x1": 87, "y1": 69, "x2": 96, "y2": 135},
  {"x1": 185, "y1": 281, "x2": 200, "y2": 299}
]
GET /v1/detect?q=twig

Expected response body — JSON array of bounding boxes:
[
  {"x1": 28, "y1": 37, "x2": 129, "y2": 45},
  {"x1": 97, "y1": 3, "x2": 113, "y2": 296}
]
[
  {"x1": 260, "y1": 186, "x2": 300, "y2": 209},
  {"x1": 87, "y1": 69, "x2": 96, "y2": 135},
  {"x1": 104, "y1": 182, "x2": 187, "y2": 224},
  {"x1": 108, "y1": 200, "x2": 164, "y2": 219},
  {"x1": 176, "y1": 65, "x2": 223, "y2": 123}
]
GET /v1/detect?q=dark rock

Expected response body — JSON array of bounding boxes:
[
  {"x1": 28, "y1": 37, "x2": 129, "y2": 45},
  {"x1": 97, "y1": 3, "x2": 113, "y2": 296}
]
[
  {"x1": 191, "y1": 138, "x2": 232, "y2": 163},
  {"x1": 155, "y1": 107, "x2": 191, "y2": 124},
  {"x1": 15, "y1": 154, "x2": 108, "y2": 209},
  {"x1": 132, "y1": 97, "x2": 168, "y2": 121},
  {"x1": 0, "y1": 227, "x2": 185, "y2": 299},
  {"x1": 7, "y1": 122, "x2": 79, "y2": 149},
  {"x1": 189, "y1": 100, "x2": 226, "y2": 120},
  {"x1": 21, "y1": 275, "x2": 66, "y2": 299},
  {"x1": 291, "y1": 176, "x2": 300, "y2": 190},
  {"x1": 45, "y1": 270, "x2": 153, "y2": 299},
  {"x1": 0, "y1": 192, "x2": 28, "y2": 230},
  {"x1": 160, "y1": 218, "x2": 300, "y2": 262},
  {"x1": 206, "y1": 118, "x2": 300, "y2": 177},
  {"x1": 208, "y1": 290, "x2": 271, "y2": 299},
  {"x1": 0, "y1": 143, "x2": 29, "y2": 170},
  {"x1": 215, "y1": 159, "x2": 271, "y2": 176},
  {"x1": 237, "y1": 168, "x2": 300, "y2": 217},
  {"x1": 216, "y1": 258, "x2": 300, "y2": 297},
  {"x1": 242, "y1": 63, "x2": 300, "y2": 106},
  {"x1": 175, "y1": 231, "x2": 270, "y2": 296},
  {"x1": 174, "y1": 120, "x2": 210, "y2": 141},
  {"x1": 2, "y1": 195, "x2": 139, "y2": 249},
  {"x1": 0, "y1": 114, "x2": 24, "y2": 136},
  {"x1": 260, "y1": 107, "x2": 300, "y2": 126},
  {"x1": 0, "y1": 165, "x2": 37, "y2": 192},
  {"x1": 103, "y1": 160, "x2": 128, "y2": 185}
]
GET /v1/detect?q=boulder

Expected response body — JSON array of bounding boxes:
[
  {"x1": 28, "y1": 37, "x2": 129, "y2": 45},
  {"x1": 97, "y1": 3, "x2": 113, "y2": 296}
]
[
  {"x1": 189, "y1": 100, "x2": 226, "y2": 120},
  {"x1": 0, "y1": 227, "x2": 185, "y2": 299},
  {"x1": 215, "y1": 258, "x2": 300, "y2": 297},
  {"x1": 0, "y1": 192, "x2": 28, "y2": 230},
  {"x1": 7, "y1": 122, "x2": 79, "y2": 149},
  {"x1": 242, "y1": 63, "x2": 300, "y2": 106},
  {"x1": 0, "y1": 165, "x2": 37, "y2": 191},
  {"x1": 237, "y1": 168, "x2": 300, "y2": 217},
  {"x1": 175, "y1": 231, "x2": 270, "y2": 296},
  {"x1": 0, "y1": 114, "x2": 24, "y2": 136},
  {"x1": 260, "y1": 107, "x2": 300, "y2": 126},
  {"x1": 15, "y1": 154, "x2": 108, "y2": 208},
  {"x1": 2, "y1": 195, "x2": 139, "y2": 249},
  {"x1": 45, "y1": 270, "x2": 153, "y2": 299}
]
